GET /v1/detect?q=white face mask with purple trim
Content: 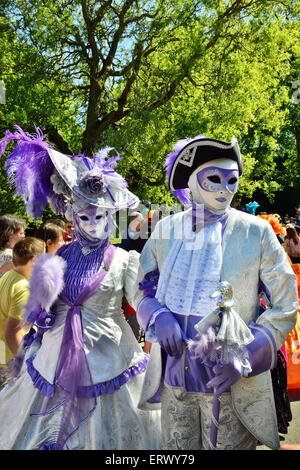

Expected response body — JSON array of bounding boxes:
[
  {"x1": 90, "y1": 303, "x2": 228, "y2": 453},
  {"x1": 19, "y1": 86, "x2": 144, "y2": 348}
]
[
  {"x1": 188, "y1": 158, "x2": 239, "y2": 212},
  {"x1": 76, "y1": 206, "x2": 108, "y2": 240}
]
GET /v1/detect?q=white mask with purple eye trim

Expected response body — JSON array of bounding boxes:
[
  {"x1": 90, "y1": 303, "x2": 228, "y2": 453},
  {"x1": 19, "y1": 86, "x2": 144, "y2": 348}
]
[
  {"x1": 188, "y1": 158, "x2": 239, "y2": 211},
  {"x1": 76, "y1": 206, "x2": 107, "y2": 240},
  {"x1": 197, "y1": 167, "x2": 239, "y2": 194}
]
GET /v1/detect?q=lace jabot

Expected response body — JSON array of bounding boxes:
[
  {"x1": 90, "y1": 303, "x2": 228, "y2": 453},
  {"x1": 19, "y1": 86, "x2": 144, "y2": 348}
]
[{"x1": 155, "y1": 215, "x2": 223, "y2": 316}]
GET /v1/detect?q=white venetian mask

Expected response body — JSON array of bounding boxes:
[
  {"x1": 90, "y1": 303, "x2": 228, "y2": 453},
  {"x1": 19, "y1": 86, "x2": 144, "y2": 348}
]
[
  {"x1": 188, "y1": 158, "x2": 239, "y2": 211},
  {"x1": 76, "y1": 206, "x2": 108, "y2": 240}
]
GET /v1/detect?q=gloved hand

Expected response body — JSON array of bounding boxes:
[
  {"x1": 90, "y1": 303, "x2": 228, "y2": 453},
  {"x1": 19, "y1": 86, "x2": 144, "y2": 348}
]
[
  {"x1": 206, "y1": 359, "x2": 243, "y2": 396},
  {"x1": 155, "y1": 310, "x2": 186, "y2": 357}
]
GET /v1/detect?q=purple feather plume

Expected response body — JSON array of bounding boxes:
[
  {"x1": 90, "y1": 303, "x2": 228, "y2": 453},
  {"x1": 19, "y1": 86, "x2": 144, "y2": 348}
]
[
  {"x1": 0, "y1": 126, "x2": 129, "y2": 216},
  {"x1": 94, "y1": 147, "x2": 121, "y2": 169},
  {"x1": 0, "y1": 125, "x2": 50, "y2": 154},
  {"x1": 164, "y1": 135, "x2": 206, "y2": 205},
  {"x1": 24, "y1": 254, "x2": 67, "y2": 325},
  {"x1": 0, "y1": 125, "x2": 56, "y2": 218},
  {"x1": 93, "y1": 147, "x2": 127, "y2": 189},
  {"x1": 172, "y1": 188, "x2": 192, "y2": 206}
]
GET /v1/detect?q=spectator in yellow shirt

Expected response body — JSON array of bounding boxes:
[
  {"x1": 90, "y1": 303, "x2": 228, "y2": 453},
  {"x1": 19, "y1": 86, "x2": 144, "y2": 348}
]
[{"x1": 0, "y1": 237, "x2": 45, "y2": 388}]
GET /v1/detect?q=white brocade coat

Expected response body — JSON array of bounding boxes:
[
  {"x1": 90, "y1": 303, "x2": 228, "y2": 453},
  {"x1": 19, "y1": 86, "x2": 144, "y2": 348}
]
[{"x1": 134, "y1": 208, "x2": 298, "y2": 450}]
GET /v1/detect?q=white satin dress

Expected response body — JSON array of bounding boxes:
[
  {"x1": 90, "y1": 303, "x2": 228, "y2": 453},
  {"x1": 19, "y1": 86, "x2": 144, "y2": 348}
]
[{"x1": 0, "y1": 247, "x2": 161, "y2": 450}]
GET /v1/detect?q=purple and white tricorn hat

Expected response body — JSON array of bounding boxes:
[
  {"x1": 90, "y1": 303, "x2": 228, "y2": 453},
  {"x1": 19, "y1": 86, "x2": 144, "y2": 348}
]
[
  {"x1": 164, "y1": 134, "x2": 243, "y2": 204},
  {"x1": 0, "y1": 126, "x2": 139, "y2": 218}
]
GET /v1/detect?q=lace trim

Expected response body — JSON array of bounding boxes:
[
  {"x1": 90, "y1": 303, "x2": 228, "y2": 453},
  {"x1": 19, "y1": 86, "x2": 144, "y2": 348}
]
[{"x1": 156, "y1": 221, "x2": 223, "y2": 316}]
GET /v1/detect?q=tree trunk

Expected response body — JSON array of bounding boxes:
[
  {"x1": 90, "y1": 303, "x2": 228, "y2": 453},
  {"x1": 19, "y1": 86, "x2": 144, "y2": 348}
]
[
  {"x1": 81, "y1": 74, "x2": 102, "y2": 156},
  {"x1": 295, "y1": 124, "x2": 300, "y2": 161}
]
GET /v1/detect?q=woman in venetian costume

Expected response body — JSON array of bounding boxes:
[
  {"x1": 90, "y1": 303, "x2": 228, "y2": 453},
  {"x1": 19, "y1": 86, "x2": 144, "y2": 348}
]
[{"x1": 0, "y1": 126, "x2": 160, "y2": 450}]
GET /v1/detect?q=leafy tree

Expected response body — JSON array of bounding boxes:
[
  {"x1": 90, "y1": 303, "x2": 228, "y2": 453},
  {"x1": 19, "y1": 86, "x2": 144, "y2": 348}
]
[
  {"x1": 0, "y1": 0, "x2": 299, "y2": 217},
  {"x1": 109, "y1": 5, "x2": 300, "y2": 208}
]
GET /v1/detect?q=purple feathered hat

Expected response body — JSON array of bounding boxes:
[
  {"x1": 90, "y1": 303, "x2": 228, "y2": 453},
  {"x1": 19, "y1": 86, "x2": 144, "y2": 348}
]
[
  {"x1": 0, "y1": 125, "x2": 139, "y2": 218},
  {"x1": 164, "y1": 134, "x2": 243, "y2": 205}
]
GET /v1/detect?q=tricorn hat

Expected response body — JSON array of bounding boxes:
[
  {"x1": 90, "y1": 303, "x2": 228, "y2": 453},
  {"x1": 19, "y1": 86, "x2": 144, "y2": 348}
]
[{"x1": 166, "y1": 135, "x2": 243, "y2": 193}]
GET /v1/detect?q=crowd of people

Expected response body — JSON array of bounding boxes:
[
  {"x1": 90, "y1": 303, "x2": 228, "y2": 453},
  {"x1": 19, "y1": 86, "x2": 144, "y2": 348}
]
[
  {"x1": 0, "y1": 217, "x2": 75, "y2": 389},
  {"x1": 0, "y1": 206, "x2": 168, "y2": 372},
  {"x1": 0, "y1": 128, "x2": 298, "y2": 451}
]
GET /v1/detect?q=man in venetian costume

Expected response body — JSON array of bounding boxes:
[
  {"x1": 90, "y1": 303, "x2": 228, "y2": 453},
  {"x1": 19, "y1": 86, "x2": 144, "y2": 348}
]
[
  {"x1": 0, "y1": 126, "x2": 160, "y2": 450},
  {"x1": 135, "y1": 135, "x2": 298, "y2": 450}
]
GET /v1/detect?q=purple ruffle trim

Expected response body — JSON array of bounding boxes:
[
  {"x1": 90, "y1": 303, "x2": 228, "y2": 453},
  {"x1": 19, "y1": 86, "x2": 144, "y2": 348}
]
[
  {"x1": 78, "y1": 355, "x2": 149, "y2": 398},
  {"x1": 26, "y1": 357, "x2": 55, "y2": 397},
  {"x1": 38, "y1": 443, "x2": 56, "y2": 450},
  {"x1": 26, "y1": 355, "x2": 149, "y2": 399}
]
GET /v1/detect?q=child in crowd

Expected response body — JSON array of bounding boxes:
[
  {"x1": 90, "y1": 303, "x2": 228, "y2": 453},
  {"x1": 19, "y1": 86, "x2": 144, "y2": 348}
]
[
  {"x1": 64, "y1": 220, "x2": 76, "y2": 243},
  {"x1": 0, "y1": 214, "x2": 26, "y2": 277},
  {"x1": 0, "y1": 237, "x2": 45, "y2": 388},
  {"x1": 35, "y1": 222, "x2": 65, "y2": 255}
]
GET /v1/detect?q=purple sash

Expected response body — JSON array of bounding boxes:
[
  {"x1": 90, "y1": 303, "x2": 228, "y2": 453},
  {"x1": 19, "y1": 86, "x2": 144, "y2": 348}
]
[{"x1": 37, "y1": 242, "x2": 116, "y2": 450}]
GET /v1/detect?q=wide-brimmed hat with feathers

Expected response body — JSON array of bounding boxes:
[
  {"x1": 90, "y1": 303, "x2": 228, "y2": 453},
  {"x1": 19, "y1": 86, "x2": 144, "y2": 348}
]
[
  {"x1": 164, "y1": 134, "x2": 243, "y2": 205},
  {"x1": 0, "y1": 126, "x2": 139, "y2": 218}
]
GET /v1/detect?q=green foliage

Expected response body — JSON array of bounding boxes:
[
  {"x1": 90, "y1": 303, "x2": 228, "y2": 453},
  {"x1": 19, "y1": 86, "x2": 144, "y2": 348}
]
[
  {"x1": 109, "y1": 5, "x2": 300, "y2": 209},
  {"x1": 0, "y1": 0, "x2": 299, "y2": 218}
]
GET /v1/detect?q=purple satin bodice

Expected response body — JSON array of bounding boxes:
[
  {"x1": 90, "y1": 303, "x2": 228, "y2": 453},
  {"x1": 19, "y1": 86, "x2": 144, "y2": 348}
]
[{"x1": 57, "y1": 240, "x2": 108, "y2": 304}]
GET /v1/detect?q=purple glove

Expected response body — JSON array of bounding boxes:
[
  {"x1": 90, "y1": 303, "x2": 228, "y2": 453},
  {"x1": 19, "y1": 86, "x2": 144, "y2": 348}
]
[
  {"x1": 206, "y1": 360, "x2": 243, "y2": 396},
  {"x1": 155, "y1": 311, "x2": 186, "y2": 357}
]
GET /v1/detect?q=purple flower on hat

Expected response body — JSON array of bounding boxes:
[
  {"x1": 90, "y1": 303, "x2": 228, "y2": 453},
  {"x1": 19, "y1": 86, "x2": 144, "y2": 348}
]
[
  {"x1": 79, "y1": 169, "x2": 106, "y2": 197},
  {"x1": 49, "y1": 193, "x2": 68, "y2": 215}
]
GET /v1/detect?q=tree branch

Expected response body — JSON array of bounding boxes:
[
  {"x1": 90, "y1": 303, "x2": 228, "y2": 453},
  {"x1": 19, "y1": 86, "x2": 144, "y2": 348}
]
[
  {"x1": 81, "y1": 0, "x2": 99, "y2": 63},
  {"x1": 129, "y1": 167, "x2": 166, "y2": 186},
  {"x1": 100, "y1": 0, "x2": 136, "y2": 74},
  {"x1": 91, "y1": 0, "x2": 113, "y2": 28},
  {"x1": 93, "y1": 41, "x2": 144, "y2": 133},
  {"x1": 44, "y1": 125, "x2": 73, "y2": 155}
]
